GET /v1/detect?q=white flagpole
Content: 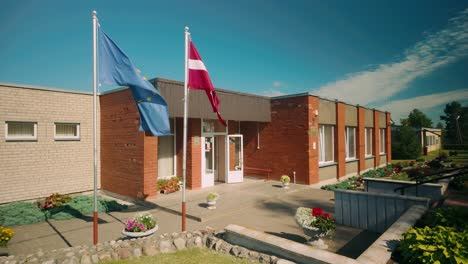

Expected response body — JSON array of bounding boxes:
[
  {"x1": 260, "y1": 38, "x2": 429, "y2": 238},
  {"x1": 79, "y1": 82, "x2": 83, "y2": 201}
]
[
  {"x1": 92, "y1": 10, "x2": 99, "y2": 245},
  {"x1": 182, "y1": 26, "x2": 190, "y2": 232}
]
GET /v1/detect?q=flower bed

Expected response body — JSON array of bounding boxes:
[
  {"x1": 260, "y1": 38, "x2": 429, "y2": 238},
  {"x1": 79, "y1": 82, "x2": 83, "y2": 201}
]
[
  {"x1": 0, "y1": 226, "x2": 14, "y2": 248},
  {"x1": 157, "y1": 177, "x2": 181, "y2": 194},
  {"x1": 392, "y1": 207, "x2": 468, "y2": 263}
]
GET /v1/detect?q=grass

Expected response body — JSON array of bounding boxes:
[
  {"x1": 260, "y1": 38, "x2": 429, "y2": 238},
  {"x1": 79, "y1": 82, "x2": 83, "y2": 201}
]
[{"x1": 102, "y1": 248, "x2": 257, "y2": 264}]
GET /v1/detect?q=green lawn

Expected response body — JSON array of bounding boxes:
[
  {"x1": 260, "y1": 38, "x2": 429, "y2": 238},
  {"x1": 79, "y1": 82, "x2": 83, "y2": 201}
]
[
  {"x1": 392, "y1": 149, "x2": 468, "y2": 166},
  {"x1": 102, "y1": 248, "x2": 257, "y2": 264}
]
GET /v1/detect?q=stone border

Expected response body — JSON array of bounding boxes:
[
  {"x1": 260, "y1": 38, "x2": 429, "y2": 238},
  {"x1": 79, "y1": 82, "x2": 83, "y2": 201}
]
[{"x1": 0, "y1": 227, "x2": 283, "y2": 264}]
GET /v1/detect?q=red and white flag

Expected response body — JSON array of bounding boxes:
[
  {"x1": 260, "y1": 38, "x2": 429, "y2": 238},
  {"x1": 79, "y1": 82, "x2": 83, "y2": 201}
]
[{"x1": 188, "y1": 40, "x2": 227, "y2": 126}]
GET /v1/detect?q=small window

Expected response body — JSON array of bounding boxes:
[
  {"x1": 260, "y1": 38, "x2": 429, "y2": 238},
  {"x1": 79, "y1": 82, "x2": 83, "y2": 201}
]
[
  {"x1": 55, "y1": 123, "x2": 80, "y2": 140},
  {"x1": 380, "y1": 128, "x2": 386, "y2": 154},
  {"x1": 365, "y1": 128, "x2": 373, "y2": 157},
  {"x1": 345, "y1": 127, "x2": 356, "y2": 160},
  {"x1": 319, "y1": 124, "x2": 334, "y2": 165},
  {"x1": 5, "y1": 121, "x2": 37, "y2": 141}
]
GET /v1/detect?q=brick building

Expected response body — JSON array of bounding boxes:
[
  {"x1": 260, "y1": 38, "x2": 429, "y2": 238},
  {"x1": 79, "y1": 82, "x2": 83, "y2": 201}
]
[{"x1": 0, "y1": 78, "x2": 391, "y2": 203}]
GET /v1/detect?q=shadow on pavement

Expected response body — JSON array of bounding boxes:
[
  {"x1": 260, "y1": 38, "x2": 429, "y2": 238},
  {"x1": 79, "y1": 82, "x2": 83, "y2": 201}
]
[
  {"x1": 265, "y1": 231, "x2": 307, "y2": 244},
  {"x1": 336, "y1": 230, "x2": 381, "y2": 259}
]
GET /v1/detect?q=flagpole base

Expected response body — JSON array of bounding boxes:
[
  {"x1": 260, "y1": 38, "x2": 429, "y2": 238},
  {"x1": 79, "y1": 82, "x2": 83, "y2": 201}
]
[
  {"x1": 93, "y1": 212, "x2": 98, "y2": 245},
  {"x1": 182, "y1": 202, "x2": 186, "y2": 232}
]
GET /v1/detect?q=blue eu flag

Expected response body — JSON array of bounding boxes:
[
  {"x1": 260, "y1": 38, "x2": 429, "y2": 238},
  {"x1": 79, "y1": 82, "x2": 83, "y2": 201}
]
[{"x1": 98, "y1": 26, "x2": 171, "y2": 136}]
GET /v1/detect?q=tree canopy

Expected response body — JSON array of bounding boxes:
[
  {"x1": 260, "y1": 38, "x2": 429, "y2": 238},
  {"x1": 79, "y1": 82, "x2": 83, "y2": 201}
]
[
  {"x1": 400, "y1": 109, "x2": 433, "y2": 128},
  {"x1": 440, "y1": 101, "x2": 468, "y2": 145}
]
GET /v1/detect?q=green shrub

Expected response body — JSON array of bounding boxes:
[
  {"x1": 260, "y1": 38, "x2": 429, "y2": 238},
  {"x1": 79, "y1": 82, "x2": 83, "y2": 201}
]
[
  {"x1": 390, "y1": 172, "x2": 411, "y2": 181},
  {"x1": 449, "y1": 170, "x2": 468, "y2": 191},
  {"x1": 0, "y1": 202, "x2": 45, "y2": 226},
  {"x1": 394, "y1": 226, "x2": 468, "y2": 264},
  {"x1": 416, "y1": 207, "x2": 468, "y2": 232},
  {"x1": 47, "y1": 196, "x2": 127, "y2": 220},
  {"x1": 321, "y1": 176, "x2": 363, "y2": 191},
  {"x1": 416, "y1": 158, "x2": 425, "y2": 162}
]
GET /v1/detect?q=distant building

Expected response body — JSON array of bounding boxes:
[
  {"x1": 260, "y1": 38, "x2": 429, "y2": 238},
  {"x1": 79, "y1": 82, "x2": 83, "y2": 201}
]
[
  {"x1": 0, "y1": 78, "x2": 392, "y2": 204},
  {"x1": 418, "y1": 128, "x2": 442, "y2": 153}
]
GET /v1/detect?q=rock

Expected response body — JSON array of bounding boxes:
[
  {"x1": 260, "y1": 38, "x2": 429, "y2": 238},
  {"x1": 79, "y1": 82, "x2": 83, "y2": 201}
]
[
  {"x1": 40, "y1": 260, "x2": 56, "y2": 264},
  {"x1": 98, "y1": 253, "x2": 112, "y2": 262},
  {"x1": 259, "y1": 253, "x2": 270, "y2": 263},
  {"x1": 193, "y1": 231, "x2": 202, "y2": 237},
  {"x1": 220, "y1": 242, "x2": 233, "y2": 254},
  {"x1": 194, "y1": 236, "x2": 203, "y2": 248},
  {"x1": 238, "y1": 247, "x2": 249, "y2": 259},
  {"x1": 63, "y1": 257, "x2": 79, "y2": 264},
  {"x1": 4, "y1": 261, "x2": 17, "y2": 264},
  {"x1": 214, "y1": 240, "x2": 224, "y2": 251},
  {"x1": 230, "y1": 246, "x2": 240, "y2": 257},
  {"x1": 120, "y1": 241, "x2": 130, "y2": 248},
  {"x1": 111, "y1": 252, "x2": 119, "y2": 260},
  {"x1": 65, "y1": 252, "x2": 75, "y2": 258},
  {"x1": 91, "y1": 255, "x2": 99, "y2": 264},
  {"x1": 214, "y1": 229, "x2": 225, "y2": 237},
  {"x1": 142, "y1": 244, "x2": 158, "y2": 256},
  {"x1": 248, "y1": 251, "x2": 260, "y2": 261},
  {"x1": 117, "y1": 248, "x2": 131, "y2": 260},
  {"x1": 206, "y1": 236, "x2": 218, "y2": 249},
  {"x1": 159, "y1": 240, "x2": 175, "y2": 253},
  {"x1": 186, "y1": 237, "x2": 196, "y2": 248},
  {"x1": 173, "y1": 238, "x2": 186, "y2": 250},
  {"x1": 80, "y1": 255, "x2": 92, "y2": 264},
  {"x1": 171, "y1": 232, "x2": 178, "y2": 238},
  {"x1": 132, "y1": 248, "x2": 142, "y2": 258},
  {"x1": 110, "y1": 240, "x2": 116, "y2": 246},
  {"x1": 186, "y1": 233, "x2": 193, "y2": 239},
  {"x1": 269, "y1": 256, "x2": 278, "y2": 264}
]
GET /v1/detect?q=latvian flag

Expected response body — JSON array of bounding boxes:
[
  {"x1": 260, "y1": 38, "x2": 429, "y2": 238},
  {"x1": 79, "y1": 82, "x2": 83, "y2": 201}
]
[{"x1": 188, "y1": 39, "x2": 227, "y2": 126}]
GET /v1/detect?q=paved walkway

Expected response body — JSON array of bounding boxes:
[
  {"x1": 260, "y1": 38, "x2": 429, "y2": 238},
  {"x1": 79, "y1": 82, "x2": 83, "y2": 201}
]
[{"x1": 5, "y1": 179, "x2": 379, "y2": 258}]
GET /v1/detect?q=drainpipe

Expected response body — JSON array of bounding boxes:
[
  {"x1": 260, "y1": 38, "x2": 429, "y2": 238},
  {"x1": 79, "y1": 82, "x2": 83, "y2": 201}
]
[{"x1": 293, "y1": 171, "x2": 296, "y2": 184}]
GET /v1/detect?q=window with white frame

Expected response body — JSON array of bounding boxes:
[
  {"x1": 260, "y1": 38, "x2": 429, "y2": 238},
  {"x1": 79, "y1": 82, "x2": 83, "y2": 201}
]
[
  {"x1": 365, "y1": 128, "x2": 373, "y2": 157},
  {"x1": 158, "y1": 118, "x2": 176, "y2": 178},
  {"x1": 55, "y1": 123, "x2": 80, "y2": 140},
  {"x1": 380, "y1": 128, "x2": 386, "y2": 154},
  {"x1": 345, "y1": 127, "x2": 356, "y2": 160},
  {"x1": 319, "y1": 125, "x2": 334, "y2": 164},
  {"x1": 5, "y1": 121, "x2": 37, "y2": 141}
]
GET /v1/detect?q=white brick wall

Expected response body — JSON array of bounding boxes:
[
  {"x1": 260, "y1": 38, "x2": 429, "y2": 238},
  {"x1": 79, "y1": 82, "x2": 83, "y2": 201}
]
[{"x1": 0, "y1": 85, "x2": 101, "y2": 204}]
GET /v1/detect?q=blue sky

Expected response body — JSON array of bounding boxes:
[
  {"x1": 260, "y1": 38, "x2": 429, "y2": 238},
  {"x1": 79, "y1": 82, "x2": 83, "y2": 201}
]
[{"x1": 1, "y1": 0, "x2": 467, "y2": 124}]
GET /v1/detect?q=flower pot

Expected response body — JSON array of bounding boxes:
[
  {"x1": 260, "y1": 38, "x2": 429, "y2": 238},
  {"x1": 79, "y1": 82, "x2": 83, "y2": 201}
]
[
  {"x1": 282, "y1": 181, "x2": 290, "y2": 189},
  {"x1": 302, "y1": 227, "x2": 329, "y2": 249},
  {"x1": 207, "y1": 199, "x2": 217, "y2": 210},
  {"x1": 121, "y1": 225, "x2": 159, "y2": 238}
]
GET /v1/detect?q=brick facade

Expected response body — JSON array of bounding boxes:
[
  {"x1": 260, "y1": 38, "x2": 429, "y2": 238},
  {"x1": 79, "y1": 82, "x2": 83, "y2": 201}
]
[
  {"x1": 335, "y1": 102, "x2": 346, "y2": 178},
  {"x1": 0, "y1": 85, "x2": 100, "y2": 204},
  {"x1": 373, "y1": 110, "x2": 380, "y2": 166},
  {"x1": 357, "y1": 106, "x2": 366, "y2": 172}
]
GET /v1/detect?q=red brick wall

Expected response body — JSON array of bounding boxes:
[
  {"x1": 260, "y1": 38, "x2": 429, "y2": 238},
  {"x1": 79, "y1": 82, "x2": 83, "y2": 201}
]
[
  {"x1": 386, "y1": 112, "x2": 392, "y2": 162},
  {"x1": 100, "y1": 89, "x2": 147, "y2": 200},
  {"x1": 336, "y1": 102, "x2": 346, "y2": 178},
  {"x1": 187, "y1": 118, "x2": 201, "y2": 189},
  {"x1": 242, "y1": 96, "x2": 313, "y2": 184},
  {"x1": 143, "y1": 134, "x2": 158, "y2": 199},
  {"x1": 373, "y1": 110, "x2": 380, "y2": 166},
  {"x1": 357, "y1": 106, "x2": 366, "y2": 172},
  {"x1": 307, "y1": 96, "x2": 320, "y2": 184}
]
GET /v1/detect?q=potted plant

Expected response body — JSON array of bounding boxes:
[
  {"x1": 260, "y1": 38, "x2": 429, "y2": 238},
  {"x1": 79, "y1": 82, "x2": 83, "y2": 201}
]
[
  {"x1": 280, "y1": 175, "x2": 291, "y2": 188},
  {"x1": 206, "y1": 192, "x2": 219, "y2": 210},
  {"x1": 0, "y1": 225, "x2": 14, "y2": 256},
  {"x1": 295, "y1": 207, "x2": 335, "y2": 249},
  {"x1": 122, "y1": 213, "x2": 158, "y2": 238}
]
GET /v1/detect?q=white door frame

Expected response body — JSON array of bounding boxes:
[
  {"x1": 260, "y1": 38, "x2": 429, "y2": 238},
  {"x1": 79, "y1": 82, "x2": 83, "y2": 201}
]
[
  {"x1": 201, "y1": 136, "x2": 215, "y2": 188},
  {"x1": 226, "y1": 134, "x2": 244, "y2": 183}
]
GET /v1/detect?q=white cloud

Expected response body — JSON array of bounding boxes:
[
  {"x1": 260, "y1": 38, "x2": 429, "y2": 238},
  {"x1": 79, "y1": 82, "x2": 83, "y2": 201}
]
[
  {"x1": 311, "y1": 8, "x2": 468, "y2": 106},
  {"x1": 273, "y1": 81, "x2": 284, "y2": 87},
  {"x1": 262, "y1": 89, "x2": 286, "y2": 97},
  {"x1": 375, "y1": 89, "x2": 468, "y2": 122}
]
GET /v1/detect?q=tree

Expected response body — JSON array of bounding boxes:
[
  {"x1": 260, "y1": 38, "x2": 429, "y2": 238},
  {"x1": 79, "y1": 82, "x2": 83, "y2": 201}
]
[
  {"x1": 400, "y1": 109, "x2": 433, "y2": 128},
  {"x1": 392, "y1": 126, "x2": 421, "y2": 159},
  {"x1": 435, "y1": 122, "x2": 444, "y2": 129},
  {"x1": 440, "y1": 101, "x2": 468, "y2": 145}
]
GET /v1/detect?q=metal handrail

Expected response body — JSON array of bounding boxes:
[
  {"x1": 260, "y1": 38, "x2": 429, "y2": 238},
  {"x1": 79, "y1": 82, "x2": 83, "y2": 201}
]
[
  {"x1": 394, "y1": 166, "x2": 468, "y2": 195},
  {"x1": 406, "y1": 165, "x2": 468, "y2": 182}
]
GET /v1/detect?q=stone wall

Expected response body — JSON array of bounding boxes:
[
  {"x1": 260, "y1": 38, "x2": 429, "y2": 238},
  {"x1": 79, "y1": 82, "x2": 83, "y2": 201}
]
[{"x1": 0, "y1": 227, "x2": 283, "y2": 264}]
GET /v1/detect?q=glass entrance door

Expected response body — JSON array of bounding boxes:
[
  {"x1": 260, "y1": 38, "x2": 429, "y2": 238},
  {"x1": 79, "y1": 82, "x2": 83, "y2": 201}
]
[
  {"x1": 202, "y1": 136, "x2": 216, "y2": 187},
  {"x1": 226, "y1": 135, "x2": 243, "y2": 183}
]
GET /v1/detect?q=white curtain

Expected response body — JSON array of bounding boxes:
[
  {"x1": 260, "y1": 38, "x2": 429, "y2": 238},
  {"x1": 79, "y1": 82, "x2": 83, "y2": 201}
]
[{"x1": 8, "y1": 122, "x2": 34, "y2": 137}]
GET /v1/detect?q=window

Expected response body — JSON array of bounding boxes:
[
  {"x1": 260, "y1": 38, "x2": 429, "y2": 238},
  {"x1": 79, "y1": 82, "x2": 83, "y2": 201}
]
[
  {"x1": 5, "y1": 121, "x2": 37, "y2": 141},
  {"x1": 202, "y1": 119, "x2": 227, "y2": 135},
  {"x1": 319, "y1": 125, "x2": 334, "y2": 164},
  {"x1": 55, "y1": 123, "x2": 80, "y2": 140},
  {"x1": 365, "y1": 128, "x2": 373, "y2": 157},
  {"x1": 345, "y1": 127, "x2": 356, "y2": 160},
  {"x1": 158, "y1": 118, "x2": 176, "y2": 178},
  {"x1": 380, "y1": 128, "x2": 386, "y2": 154}
]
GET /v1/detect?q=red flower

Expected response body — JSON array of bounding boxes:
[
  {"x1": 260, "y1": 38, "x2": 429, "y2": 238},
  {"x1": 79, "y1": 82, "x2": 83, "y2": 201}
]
[
  {"x1": 324, "y1": 213, "x2": 330, "y2": 218},
  {"x1": 312, "y1": 207, "x2": 322, "y2": 216}
]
